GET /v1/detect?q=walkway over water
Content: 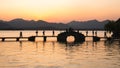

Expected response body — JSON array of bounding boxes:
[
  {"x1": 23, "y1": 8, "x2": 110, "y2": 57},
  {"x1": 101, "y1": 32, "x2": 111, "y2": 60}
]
[{"x1": 0, "y1": 30, "x2": 109, "y2": 42}]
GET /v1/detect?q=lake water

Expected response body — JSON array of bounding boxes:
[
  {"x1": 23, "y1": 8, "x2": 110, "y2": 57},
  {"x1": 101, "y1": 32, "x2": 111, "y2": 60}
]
[{"x1": 0, "y1": 30, "x2": 120, "y2": 68}]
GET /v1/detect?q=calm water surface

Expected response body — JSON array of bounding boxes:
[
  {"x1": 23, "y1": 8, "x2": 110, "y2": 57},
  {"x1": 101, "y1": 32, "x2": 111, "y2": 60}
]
[{"x1": 0, "y1": 30, "x2": 120, "y2": 68}]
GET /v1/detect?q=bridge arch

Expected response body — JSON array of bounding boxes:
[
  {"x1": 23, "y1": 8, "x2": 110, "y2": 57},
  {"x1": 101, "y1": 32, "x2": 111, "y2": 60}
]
[{"x1": 57, "y1": 32, "x2": 85, "y2": 43}]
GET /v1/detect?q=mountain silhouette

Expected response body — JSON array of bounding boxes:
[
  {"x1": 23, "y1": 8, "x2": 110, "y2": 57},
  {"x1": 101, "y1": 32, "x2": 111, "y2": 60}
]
[
  {"x1": 68, "y1": 20, "x2": 109, "y2": 30},
  {"x1": 0, "y1": 18, "x2": 109, "y2": 30},
  {"x1": 0, "y1": 20, "x2": 12, "y2": 29}
]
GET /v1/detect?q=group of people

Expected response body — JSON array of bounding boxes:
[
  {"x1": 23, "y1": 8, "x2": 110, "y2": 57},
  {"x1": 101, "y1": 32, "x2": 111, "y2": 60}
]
[
  {"x1": 19, "y1": 30, "x2": 55, "y2": 37},
  {"x1": 66, "y1": 28, "x2": 74, "y2": 32},
  {"x1": 86, "y1": 30, "x2": 107, "y2": 37},
  {"x1": 19, "y1": 29, "x2": 107, "y2": 37}
]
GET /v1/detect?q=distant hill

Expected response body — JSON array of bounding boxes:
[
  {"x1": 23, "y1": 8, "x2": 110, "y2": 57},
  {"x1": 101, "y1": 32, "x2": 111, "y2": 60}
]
[
  {"x1": 0, "y1": 20, "x2": 12, "y2": 30},
  {"x1": 0, "y1": 18, "x2": 109, "y2": 30},
  {"x1": 68, "y1": 20, "x2": 109, "y2": 30}
]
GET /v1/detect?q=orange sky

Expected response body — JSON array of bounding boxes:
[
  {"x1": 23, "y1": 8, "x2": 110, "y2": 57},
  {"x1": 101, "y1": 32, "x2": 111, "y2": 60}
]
[{"x1": 0, "y1": 0, "x2": 120, "y2": 23}]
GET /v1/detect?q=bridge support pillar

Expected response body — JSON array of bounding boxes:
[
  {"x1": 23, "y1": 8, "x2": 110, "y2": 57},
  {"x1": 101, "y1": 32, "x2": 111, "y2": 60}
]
[
  {"x1": 16, "y1": 38, "x2": 20, "y2": 41},
  {"x1": 2, "y1": 38, "x2": 5, "y2": 42},
  {"x1": 28, "y1": 36, "x2": 36, "y2": 41},
  {"x1": 93, "y1": 36, "x2": 100, "y2": 42},
  {"x1": 43, "y1": 36, "x2": 47, "y2": 42}
]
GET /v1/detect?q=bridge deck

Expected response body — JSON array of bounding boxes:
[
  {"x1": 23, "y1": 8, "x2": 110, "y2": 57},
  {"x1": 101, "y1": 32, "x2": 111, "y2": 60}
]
[
  {"x1": 85, "y1": 36, "x2": 107, "y2": 38},
  {"x1": 0, "y1": 36, "x2": 107, "y2": 39},
  {"x1": 0, "y1": 36, "x2": 57, "y2": 39}
]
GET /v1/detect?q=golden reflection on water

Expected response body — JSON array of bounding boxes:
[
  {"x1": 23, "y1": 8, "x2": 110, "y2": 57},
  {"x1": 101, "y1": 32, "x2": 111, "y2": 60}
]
[
  {"x1": 67, "y1": 36, "x2": 75, "y2": 43},
  {"x1": 0, "y1": 41, "x2": 120, "y2": 68}
]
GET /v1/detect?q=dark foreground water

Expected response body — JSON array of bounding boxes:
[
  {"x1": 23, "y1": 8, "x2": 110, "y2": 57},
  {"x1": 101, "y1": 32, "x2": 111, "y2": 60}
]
[{"x1": 0, "y1": 30, "x2": 120, "y2": 68}]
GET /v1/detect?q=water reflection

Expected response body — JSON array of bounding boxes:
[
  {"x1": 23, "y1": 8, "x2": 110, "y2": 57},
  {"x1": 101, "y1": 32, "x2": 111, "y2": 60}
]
[
  {"x1": 104, "y1": 41, "x2": 120, "y2": 55},
  {"x1": 17, "y1": 41, "x2": 120, "y2": 56},
  {"x1": 0, "y1": 41, "x2": 120, "y2": 68}
]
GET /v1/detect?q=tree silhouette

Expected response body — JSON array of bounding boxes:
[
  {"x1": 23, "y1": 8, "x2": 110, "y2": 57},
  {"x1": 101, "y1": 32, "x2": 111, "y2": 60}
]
[
  {"x1": 104, "y1": 20, "x2": 115, "y2": 33},
  {"x1": 104, "y1": 18, "x2": 120, "y2": 38}
]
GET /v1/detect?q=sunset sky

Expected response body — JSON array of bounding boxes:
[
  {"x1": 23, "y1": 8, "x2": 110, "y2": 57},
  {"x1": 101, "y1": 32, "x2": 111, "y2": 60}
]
[{"x1": 0, "y1": 0, "x2": 120, "y2": 23}]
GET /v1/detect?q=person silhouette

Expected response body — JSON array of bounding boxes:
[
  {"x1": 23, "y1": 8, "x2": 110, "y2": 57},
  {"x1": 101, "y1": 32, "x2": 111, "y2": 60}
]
[
  {"x1": 43, "y1": 30, "x2": 45, "y2": 36},
  {"x1": 52, "y1": 30, "x2": 55, "y2": 36},
  {"x1": 36, "y1": 30, "x2": 38, "y2": 36},
  {"x1": 104, "y1": 31, "x2": 107, "y2": 37},
  {"x1": 95, "y1": 31, "x2": 97, "y2": 36},
  {"x1": 92, "y1": 30, "x2": 94, "y2": 36},
  {"x1": 69, "y1": 28, "x2": 74, "y2": 32},
  {"x1": 86, "y1": 31, "x2": 88, "y2": 36},
  {"x1": 20, "y1": 32, "x2": 23, "y2": 37}
]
